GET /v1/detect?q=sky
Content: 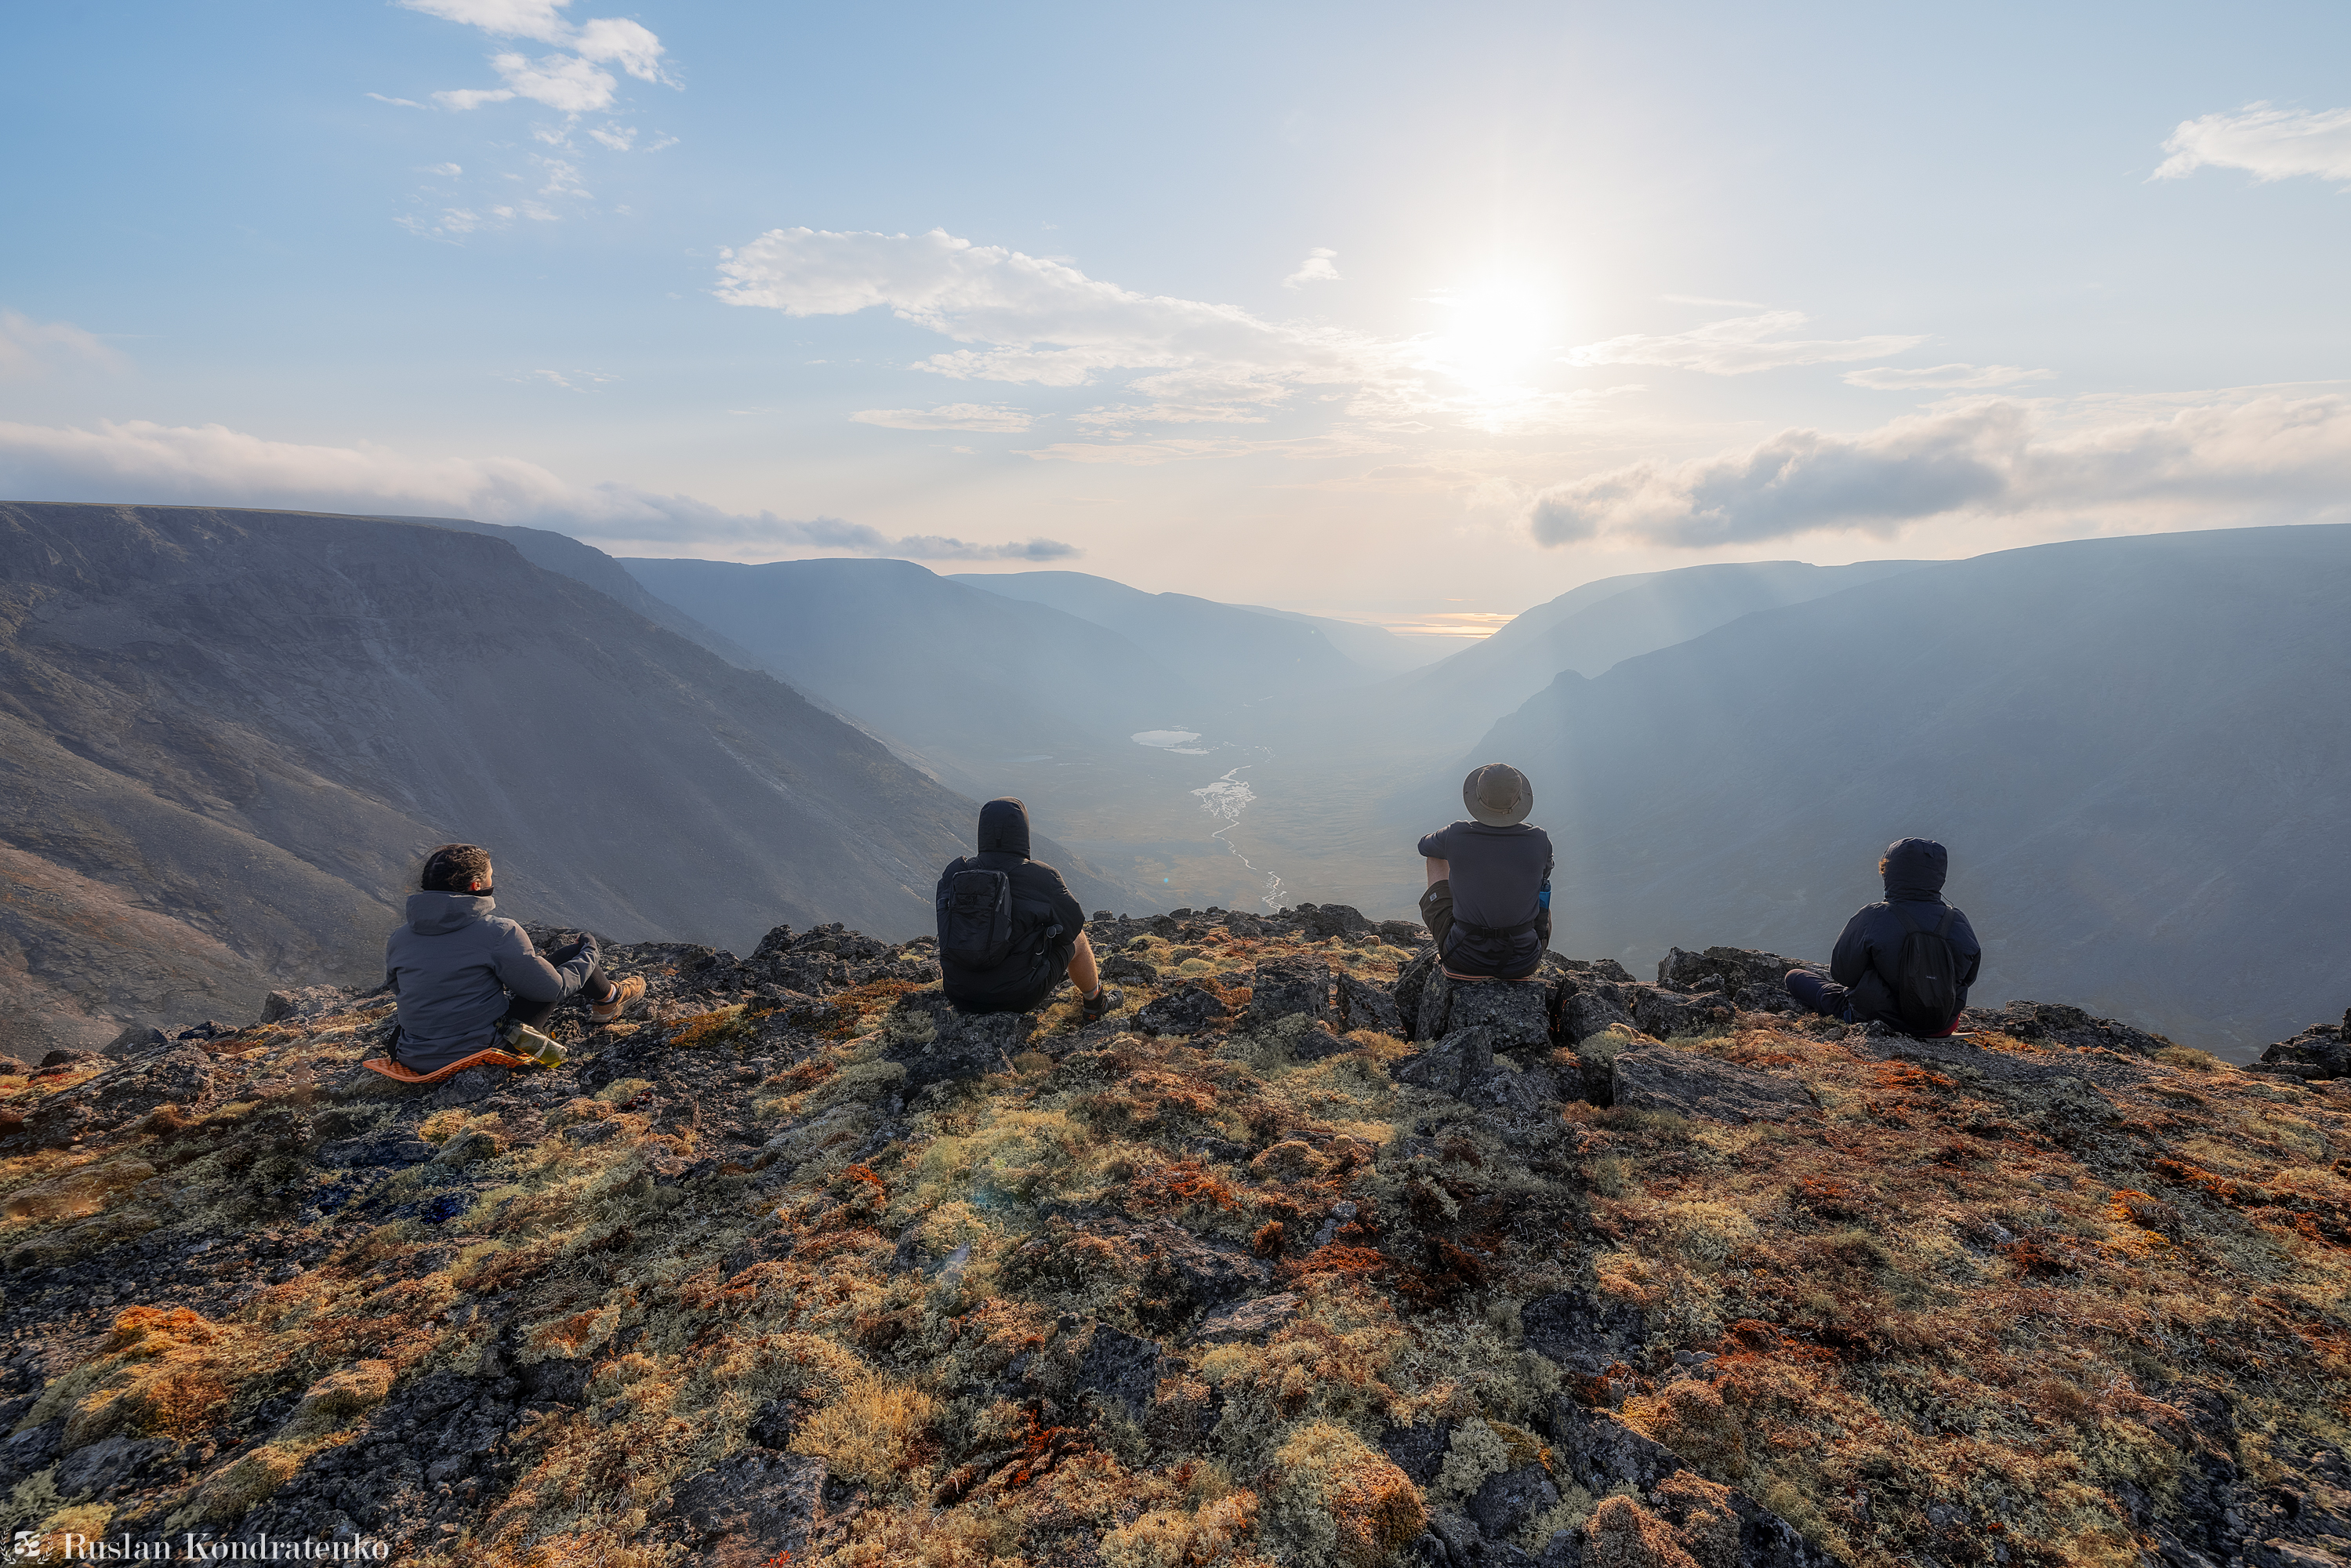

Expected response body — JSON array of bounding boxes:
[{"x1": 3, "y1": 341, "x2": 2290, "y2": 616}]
[{"x1": 5, "y1": 1, "x2": 2349, "y2": 633}]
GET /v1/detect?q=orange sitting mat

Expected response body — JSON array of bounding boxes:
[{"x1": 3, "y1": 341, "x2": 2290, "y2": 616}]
[{"x1": 361, "y1": 1048, "x2": 534, "y2": 1085}]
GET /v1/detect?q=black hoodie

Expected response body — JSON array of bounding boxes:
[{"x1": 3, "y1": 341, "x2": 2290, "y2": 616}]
[
  {"x1": 935, "y1": 797, "x2": 1086, "y2": 1011},
  {"x1": 1827, "y1": 837, "x2": 1983, "y2": 1033}
]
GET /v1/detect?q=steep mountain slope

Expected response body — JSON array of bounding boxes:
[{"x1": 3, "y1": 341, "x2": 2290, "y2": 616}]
[
  {"x1": 1388, "y1": 559, "x2": 1928, "y2": 753},
  {"x1": 620, "y1": 557, "x2": 1202, "y2": 783},
  {"x1": 949, "y1": 569, "x2": 1384, "y2": 697},
  {"x1": 371, "y1": 514, "x2": 762, "y2": 670},
  {"x1": 0, "y1": 503, "x2": 1122, "y2": 1057},
  {"x1": 1457, "y1": 524, "x2": 2351, "y2": 1052}
]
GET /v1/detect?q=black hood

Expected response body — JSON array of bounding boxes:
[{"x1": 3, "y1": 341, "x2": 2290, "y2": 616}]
[
  {"x1": 1882, "y1": 837, "x2": 1948, "y2": 902},
  {"x1": 977, "y1": 797, "x2": 1032, "y2": 858}
]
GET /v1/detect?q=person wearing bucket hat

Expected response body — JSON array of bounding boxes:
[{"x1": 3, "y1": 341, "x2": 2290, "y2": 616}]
[{"x1": 1417, "y1": 763, "x2": 1555, "y2": 979}]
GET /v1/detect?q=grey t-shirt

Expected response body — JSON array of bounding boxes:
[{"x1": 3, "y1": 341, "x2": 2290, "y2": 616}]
[{"x1": 1418, "y1": 820, "x2": 1555, "y2": 931}]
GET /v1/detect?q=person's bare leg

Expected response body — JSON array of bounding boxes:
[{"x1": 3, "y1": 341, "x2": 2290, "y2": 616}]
[
  {"x1": 1425, "y1": 857, "x2": 1449, "y2": 886},
  {"x1": 1066, "y1": 931, "x2": 1101, "y2": 998}
]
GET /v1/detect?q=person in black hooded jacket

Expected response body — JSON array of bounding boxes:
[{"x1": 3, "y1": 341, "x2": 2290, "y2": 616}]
[
  {"x1": 935, "y1": 798, "x2": 1119, "y2": 1018},
  {"x1": 1786, "y1": 837, "x2": 1981, "y2": 1036}
]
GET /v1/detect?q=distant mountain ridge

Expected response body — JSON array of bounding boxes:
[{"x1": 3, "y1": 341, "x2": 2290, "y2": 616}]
[
  {"x1": 1453, "y1": 524, "x2": 2351, "y2": 1051},
  {"x1": 0, "y1": 503, "x2": 1131, "y2": 1058}
]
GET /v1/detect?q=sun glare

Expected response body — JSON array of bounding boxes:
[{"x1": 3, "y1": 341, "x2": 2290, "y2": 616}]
[{"x1": 1427, "y1": 275, "x2": 1562, "y2": 399}]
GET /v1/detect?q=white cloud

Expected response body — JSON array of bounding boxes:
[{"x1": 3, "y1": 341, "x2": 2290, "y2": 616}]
[
  {"x1": 408, "y1": 0, "x2": 674, "y2": 120},
  {"x1": 712, "y1": 226, "x2": 1559, "y2": 435},
  {"x1": 398, "y1": 0, "x2": 575, "y2": 44},
  {"x1": 2156, "y1": 103, "x2": 2351, "y2": 185},
  {"x1": 850, "y1": 405, "x2": 1034, "y2": 433},
  {"x1": 1283, "y1": 248, "x2": 1341, "y2": 288},
  {"x1": 570, "y1": 17, "x2": 669, "y2": 82},
  {"x1": 1523, "y1": 390, "x2": 2351, "y2": 547},
  {"x1": 1018, "y1": 434, "x2": 1399, "y2": 465},
  {"x1": 396, "y1": 208, "x2": 484, "y2": 243},
  {"x1": 368, "y1": 93, "x2": 424, "y2": 108},
  {"x1": 1566, "y1": 310, "x2": 1924, "y2": 376},
  {"x1": 438, "y1": 52, "x2": 617, "y2": 113},
  {"x1": 586, "y1": 123, "x2": 636, "y2": 151},
  {"x1": 423, "y1": 162, "x2": 464, "y2": 176},
  {"x1": 0, "y1": 311, "x2": 126, "y2": 380},
  {"x1": 0, "y1": 418, "x2": 1076, "y2": 561},
  {"x1": 1844, "y1": 363, "x2": 2056, "y2": 391}
]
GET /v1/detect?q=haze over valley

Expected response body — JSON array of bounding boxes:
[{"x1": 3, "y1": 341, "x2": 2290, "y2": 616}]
[{"x1": 5, "y1": 499, "x2": 2344, "y2": 1062}]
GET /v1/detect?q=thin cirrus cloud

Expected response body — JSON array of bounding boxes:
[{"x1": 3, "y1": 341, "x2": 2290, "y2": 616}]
[
  {"x1": 0, "y1": 418, "x2": 1075, "y2": 561},
  {"x1": 1565, "y1": 310, "x2": 1925, "y2": 376},
  {"x1": 1522, "y1": 390, "x2": 2351, "y2": 548},
  {"x1": 849, "y1": 405, "x2": 1035, "y2": 434},
  {"x1": 2155, "y1": 103, "x2": 2351, "y2": 185},
  {"x1": 0, "y1": 310, "x2": 126, "y2": 380},
  {"x1": 712, "y1": 226, "x2": 1601, "y2": 437},
  {"x1": 1844, "y1": 364, "x2": 2056, "y2": 391}
]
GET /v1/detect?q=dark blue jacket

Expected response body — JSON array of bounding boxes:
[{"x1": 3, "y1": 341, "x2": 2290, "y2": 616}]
[{"x1": 1829, "y1": 838, "x2": 1982, "y2": 1033}]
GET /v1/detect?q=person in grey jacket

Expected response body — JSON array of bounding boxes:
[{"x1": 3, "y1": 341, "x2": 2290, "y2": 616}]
[{"x1": 383, "y1": 844, "x2": 644, "y2": 1071}]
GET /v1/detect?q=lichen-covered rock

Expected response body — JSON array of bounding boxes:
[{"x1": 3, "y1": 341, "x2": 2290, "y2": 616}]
[
  {"x1": 1338, "y1": 972, "x2": 1404, "y2": 1036},
  {"x1": 1246, "y1": 957, "x2": 1336, "y2": 1028},
  {"x1": 1394, "y1": 1026, "x2": 1497, "y2": 1097},
  {"x1": 1135, "y1": 981, "x2": 1232, "y2": 1036},
  {"x1": 669, "y1": 1448, "x2": 826, "y2": 1565},
  {"x1": 1558, "y1": 982, "x2": 1638, "y2": 1045},
  {"x1": 1625, "y1": 986, "x2": 1734, "y2": 1042},
  {"x1": 1964, "y1": 998, "x2": 2175, "y2": 1055},
  {"x1": 1612, "y1": 1047, "x2": 1819, "y2": 1123},
  {"x1": 1655, "y1": 946, "x2": 1813, "y2": 1001},
  {"x1": 1436, "y1": 977, "x2": 1556, "y2": 1052},
  {"x1": 1522, "y1": 1290, "x2": 1649, "y2": 1379}
]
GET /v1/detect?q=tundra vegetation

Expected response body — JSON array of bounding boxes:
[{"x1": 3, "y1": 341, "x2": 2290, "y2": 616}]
[{"x1": 0, "y1": 911, "x2": 2344, "y2": 1566}]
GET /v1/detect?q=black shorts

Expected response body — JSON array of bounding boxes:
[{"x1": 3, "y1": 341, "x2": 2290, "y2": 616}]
[{"x1": 1419, "y1": 879, "x2": 1547, "y2": 980}]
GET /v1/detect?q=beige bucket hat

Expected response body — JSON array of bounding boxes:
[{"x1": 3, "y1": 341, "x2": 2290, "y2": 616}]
[{"x1": 1462, "y1": 762, "x2": 1533, "y2": 827}]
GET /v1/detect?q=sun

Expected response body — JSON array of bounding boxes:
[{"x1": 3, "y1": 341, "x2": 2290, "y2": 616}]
[{"x1": 1427, "y1": 274, "x2": 1562, "y2": 399}]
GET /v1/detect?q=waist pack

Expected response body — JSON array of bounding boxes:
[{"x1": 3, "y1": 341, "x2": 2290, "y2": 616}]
[
  {"x1": 1890, "y1": 904, "x2": 1962, "y2": 1035},
  {"x1": 1443, "y1": 910, "x2": 1544, "y2": 976}
]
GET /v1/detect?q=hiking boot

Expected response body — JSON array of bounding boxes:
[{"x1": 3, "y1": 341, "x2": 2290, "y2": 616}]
[
  {"x1": 1079, "y1": 984, "x2": 1123, "y2": 1022},
  {"x1": 590, "y1": 975, "x2": 646, "y2": 1025}
]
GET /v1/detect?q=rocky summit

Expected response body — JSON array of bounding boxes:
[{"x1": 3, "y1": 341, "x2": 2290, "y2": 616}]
[{"x1": 0, "y1": 911, "x2": 2346, "y2": 1568}]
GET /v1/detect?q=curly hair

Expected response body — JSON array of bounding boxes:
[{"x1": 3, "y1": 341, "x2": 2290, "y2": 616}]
[{"x1": 420, "y1": 843, "x2": 493, "y2": 892}]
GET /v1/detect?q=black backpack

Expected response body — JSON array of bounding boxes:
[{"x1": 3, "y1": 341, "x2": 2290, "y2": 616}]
[
  {"x1": 938, "y1": 869, "x2": 1016, "y2": 970},
  {"x1": 1890, "y1": 904, "x2": 1962, "y2": 1035}
]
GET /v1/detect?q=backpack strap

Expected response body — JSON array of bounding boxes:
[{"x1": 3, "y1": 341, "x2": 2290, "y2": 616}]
[
  {"x1": 1889, "y1": 902, "x2": 1923, "y2": 935},
  {"x1": 1935, "y1": 907, "x2": 1955, "y2": 937}
]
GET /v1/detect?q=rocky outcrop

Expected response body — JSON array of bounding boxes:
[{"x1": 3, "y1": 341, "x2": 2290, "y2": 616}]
[
  {"x1": 0, "y1": 913, "x2": 2342, "y2": 1568},
  {"x1": 2251, "y1": 1008, "x2": 2351, "y2": 1082},
  {"x1": 1611, "y1": 1046, "x2": 1819, "y2": 1124}
]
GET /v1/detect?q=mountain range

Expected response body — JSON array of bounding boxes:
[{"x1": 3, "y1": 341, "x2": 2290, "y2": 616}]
[
  {"x1": 0, "y1": 503, "x2": 1127, "y2": 1058},
  {"x1": 4, "y1": 500, "x2": 2346, "y2": 1060}
]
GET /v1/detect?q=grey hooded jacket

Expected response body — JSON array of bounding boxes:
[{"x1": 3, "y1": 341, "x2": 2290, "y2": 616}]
[{"x1": 384, "y1": 892, "x2": 597, "y2": 1070}]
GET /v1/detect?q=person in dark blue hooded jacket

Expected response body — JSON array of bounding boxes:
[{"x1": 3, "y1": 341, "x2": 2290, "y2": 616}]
[
  {"x1": 935, "y1": 798, "x2": 1119, "y2": 1019},
  {"x1": 1786, "y1": 837, "x2": 1981, "y2": 1036}
]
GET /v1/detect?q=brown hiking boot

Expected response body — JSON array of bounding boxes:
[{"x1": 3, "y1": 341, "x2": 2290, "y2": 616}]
[{"x1": 590, "y1": 975, "x2": 645, "y2": 1025}]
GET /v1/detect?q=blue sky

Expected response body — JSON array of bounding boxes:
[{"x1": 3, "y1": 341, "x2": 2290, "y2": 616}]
[{"x1": 5, "y1": 1, "x2": 2349, "y2": 631}]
